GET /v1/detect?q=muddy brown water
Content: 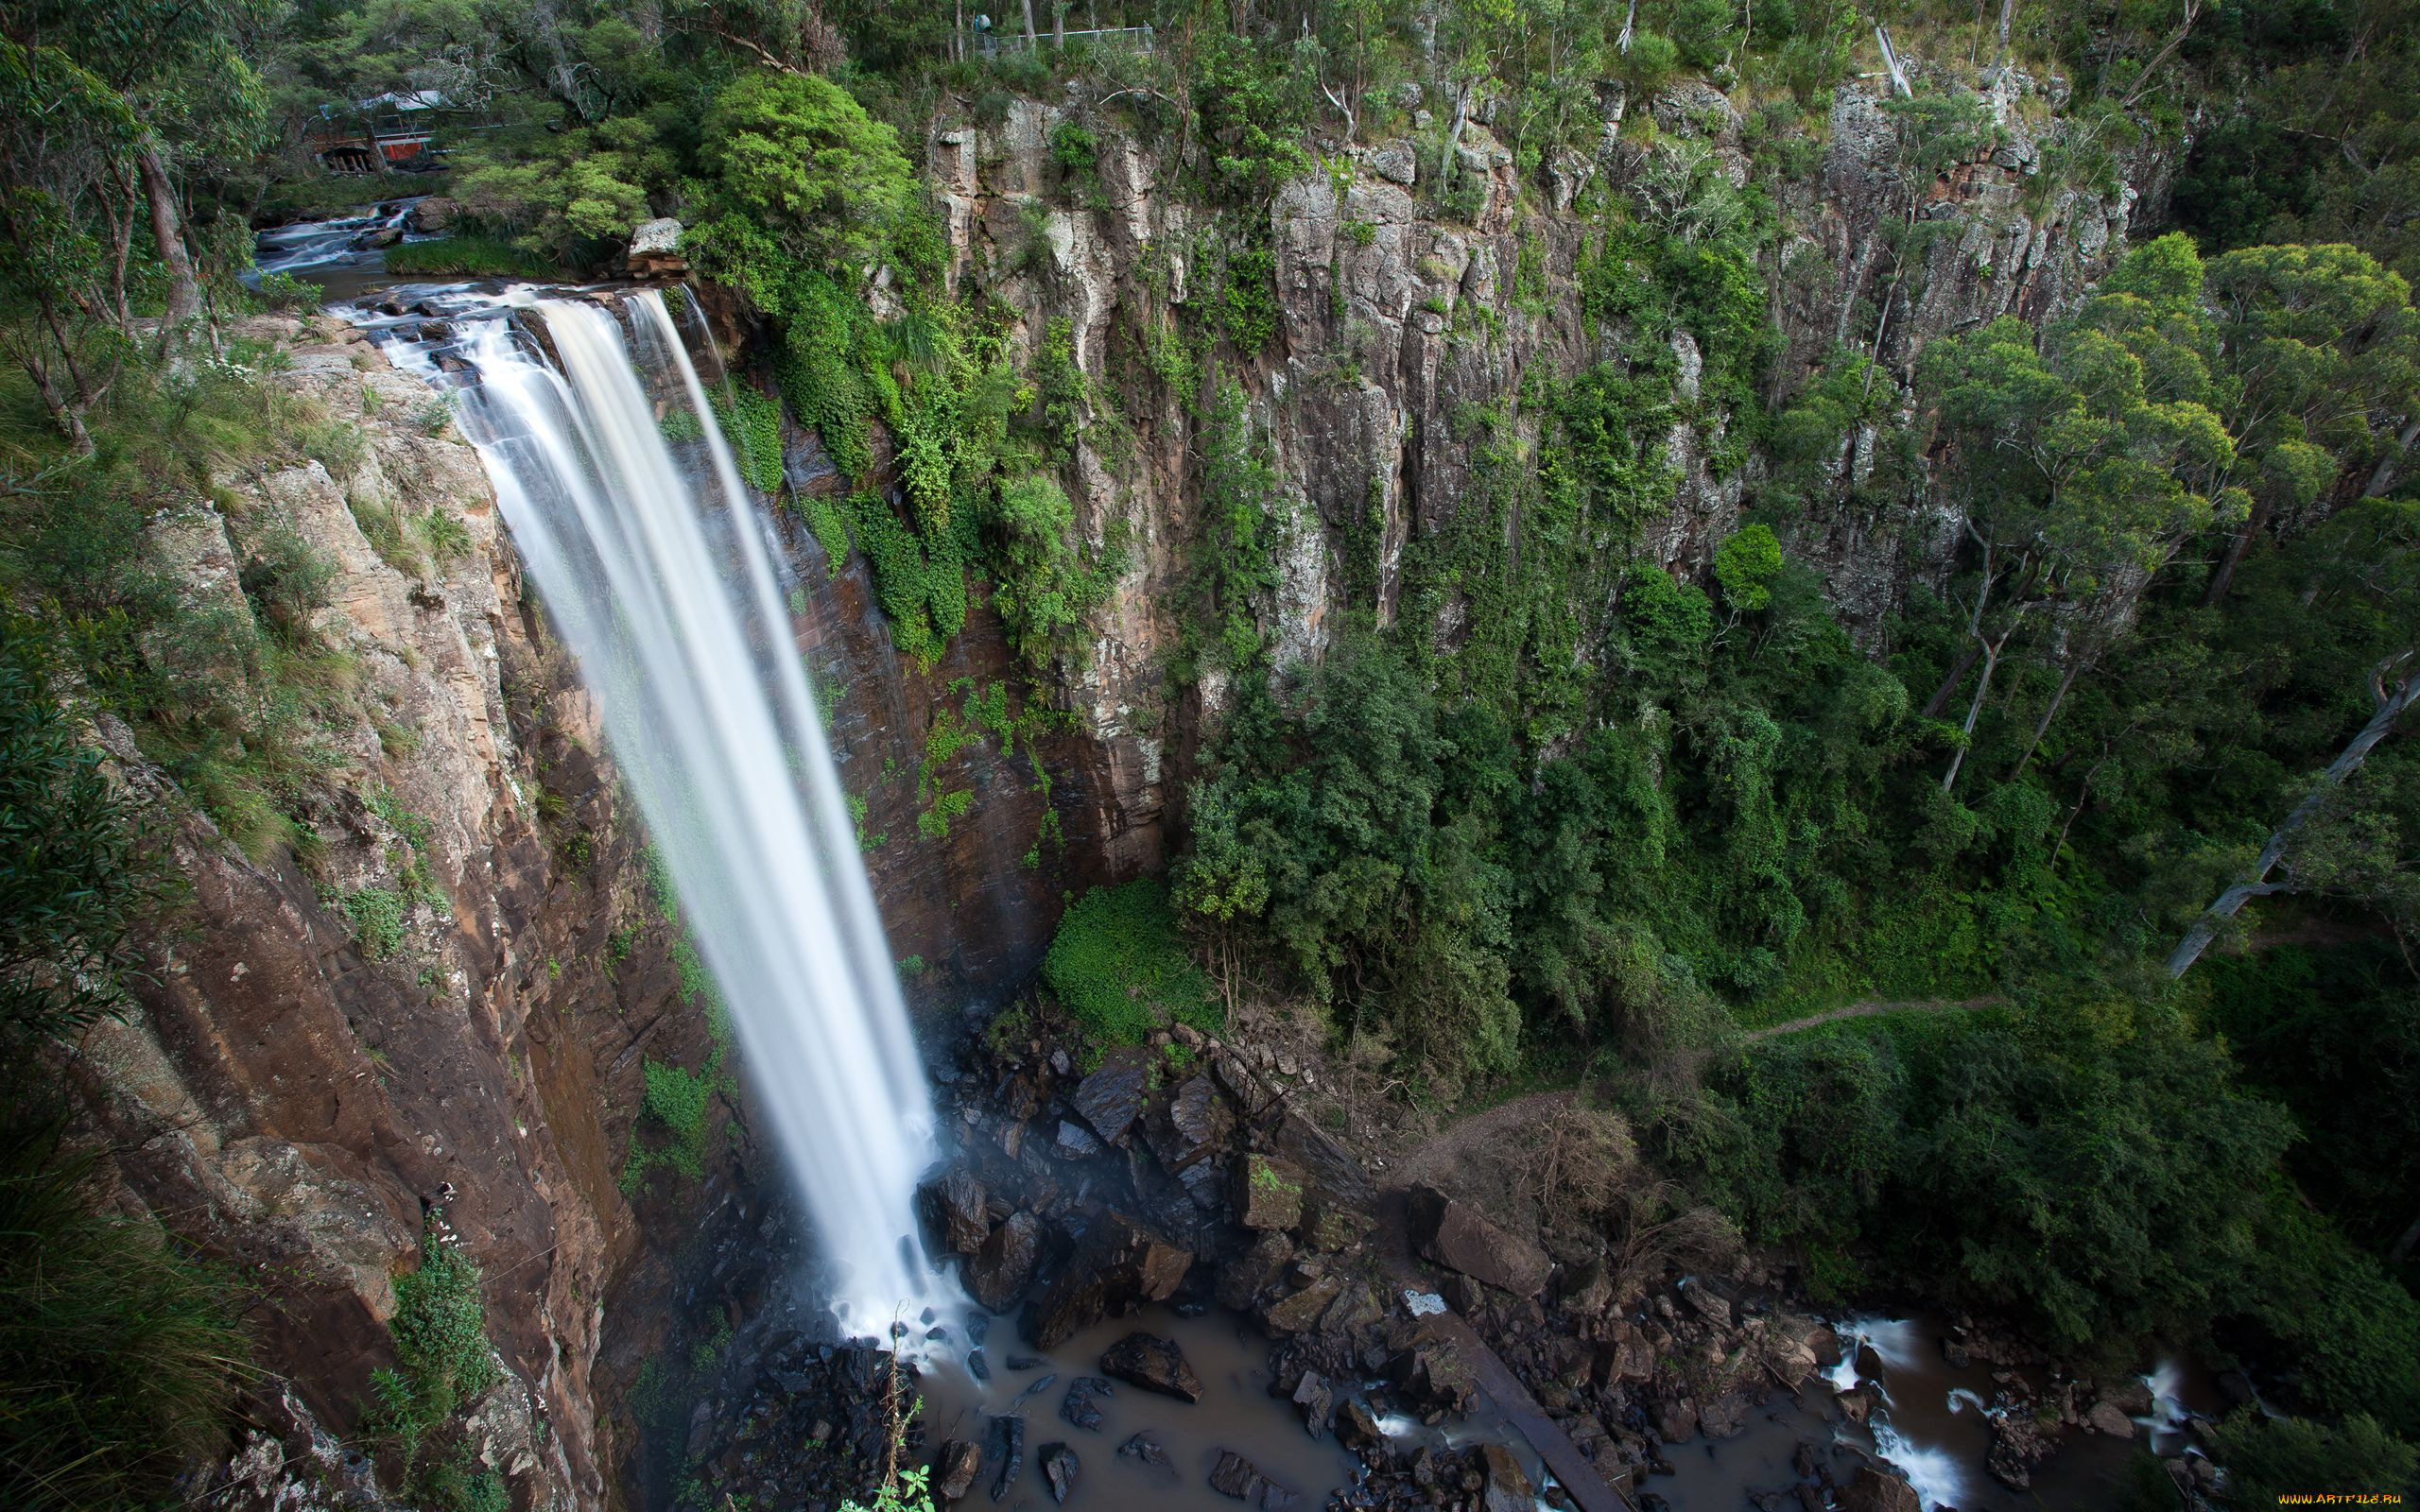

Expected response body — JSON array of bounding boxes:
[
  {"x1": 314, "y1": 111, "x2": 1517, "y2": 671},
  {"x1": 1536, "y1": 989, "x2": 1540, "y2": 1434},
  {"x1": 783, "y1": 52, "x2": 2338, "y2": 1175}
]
[{"x1": 915, "y1": 1303, "x2": 1367, "y2": 1511}]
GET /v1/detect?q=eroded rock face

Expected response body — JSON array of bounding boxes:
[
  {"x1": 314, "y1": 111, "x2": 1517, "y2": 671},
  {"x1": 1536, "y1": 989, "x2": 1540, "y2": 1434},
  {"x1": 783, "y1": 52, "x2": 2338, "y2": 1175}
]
[{"x1": 79, "y1": 316, "x2": 761, "y2": 1510}]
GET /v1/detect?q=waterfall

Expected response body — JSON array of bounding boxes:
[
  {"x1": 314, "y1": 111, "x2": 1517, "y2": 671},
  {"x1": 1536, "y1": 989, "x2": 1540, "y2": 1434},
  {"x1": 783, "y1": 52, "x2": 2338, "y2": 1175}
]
[{"x1": 430, "y1": 288, "x2": 938, "y2": 1329}]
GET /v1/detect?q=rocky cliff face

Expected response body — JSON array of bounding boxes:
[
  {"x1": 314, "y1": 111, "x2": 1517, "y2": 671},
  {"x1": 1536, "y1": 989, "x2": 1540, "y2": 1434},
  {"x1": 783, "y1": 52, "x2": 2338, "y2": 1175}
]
[
  {"x1": 74, "y1": 317, "x2": 757, "y2": 1510},
  {"x1": 925, "y1": 69, "x2": 2167, "y2": 824}
]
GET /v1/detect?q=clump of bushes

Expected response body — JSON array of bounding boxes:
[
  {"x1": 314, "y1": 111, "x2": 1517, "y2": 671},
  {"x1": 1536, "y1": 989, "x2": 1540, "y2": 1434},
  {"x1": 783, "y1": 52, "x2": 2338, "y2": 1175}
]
[{"x1": 1041, "y1": 880, "x2": 1222, "y2": 1045}]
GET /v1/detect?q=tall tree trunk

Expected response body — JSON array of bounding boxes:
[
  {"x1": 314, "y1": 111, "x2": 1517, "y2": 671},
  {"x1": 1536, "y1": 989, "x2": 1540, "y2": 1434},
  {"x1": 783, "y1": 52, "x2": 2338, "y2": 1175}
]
[
  {"x1": 1940, "y1": 626, "x2": 2012, "y2": 796},
  {"x1": 2166, "y1": 654, "x2": 2420, "y2": 977},
  {"x1": 1053, "y1": 0, "x2": 1064, "y2": 47},
  {"x1": 1876, "y1": 22, "x2": 1913, "y2": 97},
  {"x1": 1995, "y1": 0, "x2": 2017, "y2": 64},
  {"x1": 1616, "y1": 0, "x2": 1637, "y2": 53},
  {"x1": 1923, "y1": 644, "x2": 1983, "y2": 720},
  {"x1": 2363, "y1": 418, "x2": 2420, "y2": 498},
  {"x1": 1022, "y1": 0, "x2": 1039, "y2": 45},
  {"x1": 2203, "y1": 491, "x2": 2275, "y2": 607},
  {"x1": 137, "y1": 140, "x2": 200, "y2": 329},
  {"x1": 2012, "y1": 658, "x2": 2083, "y2": 778}
]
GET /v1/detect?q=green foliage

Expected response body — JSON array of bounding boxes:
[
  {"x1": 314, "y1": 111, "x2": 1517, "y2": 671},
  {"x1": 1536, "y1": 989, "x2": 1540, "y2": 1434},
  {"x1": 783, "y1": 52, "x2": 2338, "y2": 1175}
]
[
  {"x1": 1713, "y1": 524, "x2": 1783, "y2": 612},
  {"x1": 0, "y1": 1103, "x2": 245, "y2": 1511},
  {"x1": 371, "y1": 1219, "x2": 496, "y2": 1475},
  {"x1": 1639, "y1": 1002, "x2": 2296, "y2": 1352},
  {"x1": 1219, "y1": 245, "x2": 1283, "y2": 357},
  {"x1": 1042, "y1": 880, "x2": 1222, "y2": 1045},
  {"x1": 989, "y1": 473, "x2": 1120, "y2": 671},
  {"x1": 713, "y1": 385, "x2": 786, "y2": 495},
  {"x1": 0, "y1": 620, "x2": 164, "y2": 1041},
  {"x1": 690, "y1": 72, "x2": 916, "y2": 284},
  {"x1": 2208, "y1": 1411, "x2": 2419, "y2": 1504}
]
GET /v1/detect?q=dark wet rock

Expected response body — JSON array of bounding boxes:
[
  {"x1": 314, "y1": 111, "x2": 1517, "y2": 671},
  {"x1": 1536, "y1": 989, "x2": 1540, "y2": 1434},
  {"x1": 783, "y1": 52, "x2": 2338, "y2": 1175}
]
[
  {"x1": 1290, "y1": 1369, "x2": 1333, "y2": 1437},
  {"x1": 1006, "y1": 1353, "x2": 1046, "y2": 1370},
  {"x1": 967, "y1": 1211, "x2": 1043, "y2": 1311},
  {"x1": 1838, "y1": 1464, "x2": 1921, "y2": 1512},
  {"x1": 1988, "y1": 1412, "x2": 2052, "y2": 1489},
  {"x1": 1836, "y1": 1386, "x2": 1875, "y2": 1426},
  {"x1": 1683, "y1": 1282, "x2": 1734, "y2": 1329},
  {"x1": 1069, "y1": 1045, "x2": 1150, "y2": 1144},
  {"x1": 933, "y1": 1438, "x2": 982, "y2": 1502},
  {"x1": 1177, "y1": 1159, "x2": 1227, "y2": 1210},
  {"x1": 1702, "y1": 1391, "x2": 1751, "y2": 1438},
  {"x1": 1209, "y1": 1449, "x2": 1299, "y2": 1510},
  {"x1": 1338, "y1": 1397, "x2": 1385, "y2": 1448},
  {"x1": 1117, "y1": 1431, "x2": 1178, "y2": 1479},
  {"x1": 1055, "y1": 1119, "x2": 1104, "y2": 1158},
  {"x1": 1153, "y1": 1074, "x2": 1234, "y2": 1170},
  {"x1": 1027, "y1": 1211, "x2": 1193, "y2": 1349},
  {"x1": 923, "y1": 1169, "x2": 991, "y2": 1255},
  {"x1": 1060, "y1": 1376, "x2": 1114, "y2": 1432},
  {"x1": 1398, "y1": 1324, "x2": 1478, "y2": 1413},
  {"x1": 967, "y1": 1349, "x2": 991, "y2": 1382},
  {"x1": 1037, "y1": 1442, "x2": 1080, "y2": 1503},
  {"x1": 1263, "y1": 1276, "x2": 1340, "y2": 1335},
  {"x1": 1233, "y1": 1152, "x2": 1308, "y2": 1231},
  {"x1": 1100, "y1": 1332, "x2": 1203, "y2": 1402},
  {"x1": 1215, "y1": 1229, "x2": 1294, "y2": 1310},
  {"x1": 964, "y1": 1313, "x2": 992, "y2": 1345},
  {"x1": 1479, "y1": 1443, "x2": 1533, "y2": 1512},
  {"x1": 1637, "y1": 1495, "x2": 1673, "y2": 1512},
  {"x1": 1007, "y1": 1372, "x2": 1058, "y2": 1411},
  {"x1": 1653, "y1": 1398, "x2": 1699, "y2": 1443},
  {"x1": 988, "y1": 1415, "x2": 1025, "y2": 1503},
  {"x1": 1405, "y1": 1185, "x2": 1551, "y2": 1297}
]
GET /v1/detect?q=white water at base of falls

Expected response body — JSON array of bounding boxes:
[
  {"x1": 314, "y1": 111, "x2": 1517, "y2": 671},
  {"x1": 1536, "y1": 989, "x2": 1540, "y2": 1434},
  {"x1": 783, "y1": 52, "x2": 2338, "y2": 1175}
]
[{"x1": 433, "y1": 288, "x2": 940, "y2": 1329}]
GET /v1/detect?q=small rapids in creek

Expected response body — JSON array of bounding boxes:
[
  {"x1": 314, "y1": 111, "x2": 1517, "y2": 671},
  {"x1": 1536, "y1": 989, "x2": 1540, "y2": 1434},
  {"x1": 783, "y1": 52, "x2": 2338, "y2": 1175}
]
[{"x1": 381, "y1": 285, "x2": 943, "y2": 1329}]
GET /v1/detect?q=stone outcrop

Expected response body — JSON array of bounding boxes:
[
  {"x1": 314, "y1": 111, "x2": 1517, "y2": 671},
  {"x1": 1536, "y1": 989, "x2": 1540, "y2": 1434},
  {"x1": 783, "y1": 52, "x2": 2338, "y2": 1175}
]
[{"x1": 1407, "y1": 1185, "x2": 1553, "y2": 1297}]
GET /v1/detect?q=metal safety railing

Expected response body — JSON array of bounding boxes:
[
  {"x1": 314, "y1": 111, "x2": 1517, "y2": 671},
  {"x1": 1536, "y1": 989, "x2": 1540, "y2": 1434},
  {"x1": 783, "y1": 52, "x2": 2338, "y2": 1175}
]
[{"x1": 976, "y1": 22, "x2": 1154, "y2": 57}]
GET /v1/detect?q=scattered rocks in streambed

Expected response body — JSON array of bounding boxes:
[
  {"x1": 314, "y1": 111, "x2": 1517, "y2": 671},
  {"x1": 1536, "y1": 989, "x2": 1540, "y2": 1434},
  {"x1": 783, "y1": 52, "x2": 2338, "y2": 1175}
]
[
  {"x1": 1099, "y1": 1331, "x2": 1203, "y2": 1402},
  {"x1": 670, "y1": 1332, "x2": 925, "y2": 1511}
]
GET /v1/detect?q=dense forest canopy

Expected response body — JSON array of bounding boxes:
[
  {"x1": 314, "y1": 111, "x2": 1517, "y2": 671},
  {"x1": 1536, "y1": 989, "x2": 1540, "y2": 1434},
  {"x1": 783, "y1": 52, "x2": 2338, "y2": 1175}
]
[{"x1": 2, "y1": 0, "x2": 2418, "y2": 1502}]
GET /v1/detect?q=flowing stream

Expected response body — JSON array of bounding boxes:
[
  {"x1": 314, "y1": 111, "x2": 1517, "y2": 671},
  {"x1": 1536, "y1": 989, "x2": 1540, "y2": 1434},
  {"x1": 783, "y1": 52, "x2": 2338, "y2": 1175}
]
[{"x1": 396, "y1": 287, "x2": 941, "y2": 1329}]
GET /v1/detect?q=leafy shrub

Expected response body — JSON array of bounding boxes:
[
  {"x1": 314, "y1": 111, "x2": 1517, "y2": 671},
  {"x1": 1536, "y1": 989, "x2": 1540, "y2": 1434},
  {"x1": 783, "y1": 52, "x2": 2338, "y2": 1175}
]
[
  {"x1": 371, "y1": 1221, "x2": 496, "y2": 1473},
  {"x1": 714, "y1": 385, "x2": 786, "y2": 494},
  {"x1": 383, "y1": 235, "x2": 558, "y2": 280},
  {"x1": 1042, "y1": 880, "x2": 1221, "y2": 1044},
  {"x1": 0, "y1": 1105, "x2": 245, "y2": 1510},
  {"x1": 0, "y1": 622, "x2": 164, "y2": 1041}
]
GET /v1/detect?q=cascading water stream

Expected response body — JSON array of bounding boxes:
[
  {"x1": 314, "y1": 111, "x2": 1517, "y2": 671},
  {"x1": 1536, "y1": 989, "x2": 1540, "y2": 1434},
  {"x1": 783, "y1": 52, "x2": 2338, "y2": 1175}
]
[{"x1": 424, "y1": 288, "x2": 939, "y2": 1329}]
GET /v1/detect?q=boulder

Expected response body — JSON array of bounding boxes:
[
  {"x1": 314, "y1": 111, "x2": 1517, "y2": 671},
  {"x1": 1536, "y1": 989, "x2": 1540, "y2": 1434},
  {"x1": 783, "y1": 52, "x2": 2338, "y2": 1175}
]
[
  {"x1": 1593, "y1": 1323, "x2": 1653, "y2": 1385},
  {"x1": 1100, "y1": 1332, "x2": 1202, "y2": 1402},
  {"x1": 1479, "y1": 1444, "x2": 1533, "y2": 1512},
  {"x1": 1683, "y1": 1283, "x2": 1734, "y2": 1329},
  {"x1": 405, "y1": 197, "x2": 458, "y2": 232},
  {"x1": 1054, "y1": 1120, "x2": 1104, "y2": 1158},
  {"x1": 1059, "y1": 1376, "x2": 1113, "y2": 1433},
  {"x1": 1701, "y1": 1392, "x2": 1751, "y2": 1438},
  {"x1": 987, "y1": 1415, "x2": 1025, "y2": 1503},
  {"x1": 1653, "y1": 1398, "x2": 1699, "y2": 1444},
  {"x1": 921, "y1": 1170, "x2": 990, "y2": 1256},
  {"x1": 967, "y1": 1211, "x2": 1042, "y2": 1312},
  {"x1": 1234, "y1": 1153, "x2": 1308, "y2": 1230},
  {"x1": 1369, "y1": 139, "x2": 1419, "y2": 185},
  {"x1": 1837, "y1": 1465, "x2": 1921, "y2": 1512},
  {"x1": 1117, "y1": 1431, "x2": 1178, "y2": 1478},
  {"x1": 1216, "y1": 1229, "x2": 1294, "y2": 1310},
  {"x1": 1069, "y1": 1045, "x2": 1150, "y2": 1144},
  {"x1": 2087, "y1": 1400, "x2": 2136, "y2": 1437},
  {"x1": 1290, "y1": 1370, "x2": 1333, "y2": 1437},
  {"x1": 1338, "y1": 1397, "x2": 1385, "y2": 1448},
  {"x1": 1037, "y1": 1442, "x2": 1080, "y2": 1504},
  {"x1": 1209, "y1": 1450, "x2": 1300, "y2": 1510},
  {"x1": 1263, "y1": 1276, "x2": 1340, "y2": 1335},
  {"x1": 1405, "y1": 1185, "x2": 1551, "y2": 1297},
  {"x1": 1153, "y1": 1074, "x2": 1234, "y2": 1171},
  {"x1": 932, "y1": 1438, "x2": 982, "y2": 1502},
  {"x1": 1836, "y1": 1386, "x2": 1875, "y2": 1426},
  {"x1": 1026, "y1": 1211, "x2": 1193, "y2": 1349},
  {"x1": 625, "y1": 216, "x2": 686, "y2": 277}
]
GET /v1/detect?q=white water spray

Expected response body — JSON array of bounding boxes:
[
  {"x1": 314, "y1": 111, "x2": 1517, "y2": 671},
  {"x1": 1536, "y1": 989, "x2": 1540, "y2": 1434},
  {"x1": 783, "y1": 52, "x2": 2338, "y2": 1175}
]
[{"x1": 439, "y1": 289, "x2": 938, "y2": 1327}]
